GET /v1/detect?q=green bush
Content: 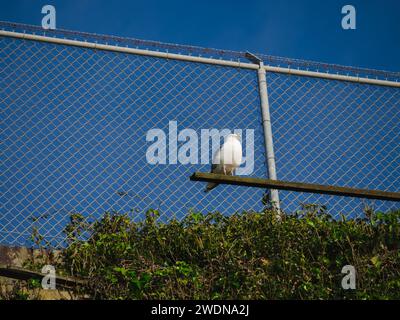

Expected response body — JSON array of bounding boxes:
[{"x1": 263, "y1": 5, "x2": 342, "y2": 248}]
[{"x1": 59, "y1": 206, "x2": 400, "y2": 300}]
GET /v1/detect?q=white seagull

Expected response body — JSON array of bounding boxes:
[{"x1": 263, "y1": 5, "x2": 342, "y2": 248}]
[{"x1": 205, "y1": 133, "x2": 242, "y2": 192}]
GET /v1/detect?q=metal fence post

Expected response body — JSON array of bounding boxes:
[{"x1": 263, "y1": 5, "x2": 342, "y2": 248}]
[{"x1": 257, "y1": 62, "x2": 281, "y2": 211}]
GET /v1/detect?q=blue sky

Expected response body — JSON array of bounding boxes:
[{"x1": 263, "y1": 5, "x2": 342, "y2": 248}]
[{"x1": 1, "y1": 0, "x2": 399, "y2": 72}]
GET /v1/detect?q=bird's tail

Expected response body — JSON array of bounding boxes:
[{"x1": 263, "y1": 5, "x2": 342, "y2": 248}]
[{"x1": 204, "y1": 182, "x2": 219, "y2": 193}]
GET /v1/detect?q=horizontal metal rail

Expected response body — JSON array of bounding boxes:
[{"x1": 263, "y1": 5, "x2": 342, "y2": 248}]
[
  {"x1": 0, "y1": 265, "x2": 87, "y2": 288},
  {"x1": 1, "y1": 30, "x2": 399, "y2": 88},
  {"x1": 0, "y1": 30, "x2": 257, "y2": 70},
  {"x1": 264, "y1": 66, "x2": 400, "y2": 87},
  {"x1": 190, "y1": 172, "x2": 400, "y2": 202}
]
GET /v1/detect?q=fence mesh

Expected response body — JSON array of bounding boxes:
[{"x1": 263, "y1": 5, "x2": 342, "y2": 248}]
[
  {"x1": 267, "y1": 73, "x2": 400, "y2": 217},
  {"x1": 0, "y1": 32, "x2": 266, "y2": 247},
  {"x1": 1, "y1": 22, "x2": 399, "y2": 247}
]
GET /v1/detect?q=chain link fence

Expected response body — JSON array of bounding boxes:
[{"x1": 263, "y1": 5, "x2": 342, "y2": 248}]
[
  {"x1": 267, "y1": 72, "x2": 400, "y2": 216},
  {"x1": 1, "y1": 22, "x2": 399, "y2": 247}
]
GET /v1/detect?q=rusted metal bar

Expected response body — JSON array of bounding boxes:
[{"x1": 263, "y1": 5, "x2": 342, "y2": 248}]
[
  {"x1": 0, "y1": 265, "x2": 86, "y2": 288},
  {"x1": 190, "y1": 172, "x2": 400, "y2": 202}
]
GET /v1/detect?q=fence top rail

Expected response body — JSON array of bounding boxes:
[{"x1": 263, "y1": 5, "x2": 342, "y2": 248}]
[
  {"x1": 1, "y1": 29, "x2": 399, "y2": 88},
  {"x1": 2, "y1": 20, "x2": 399, "y2": 81}
]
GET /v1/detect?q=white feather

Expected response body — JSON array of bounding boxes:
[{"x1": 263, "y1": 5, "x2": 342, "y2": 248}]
[{"x1": 205, "y1": 134, "x2": 242, "y2": 192}]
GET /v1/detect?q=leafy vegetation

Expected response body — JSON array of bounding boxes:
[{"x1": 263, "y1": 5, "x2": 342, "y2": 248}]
[
  {"x1": 1, "y1": 205, "x2": 398, "y2": 300},
  {"x1": 0, "y1": 278, "x2": 42, "y2": 300},
  {"x1": 51, "y1": 205, "x2": 399, "y2": 300}
]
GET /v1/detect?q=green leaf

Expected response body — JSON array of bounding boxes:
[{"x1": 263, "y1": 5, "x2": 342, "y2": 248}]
[{"x1": 371, "y1": 256, "x2": 382, "y2": 269}]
